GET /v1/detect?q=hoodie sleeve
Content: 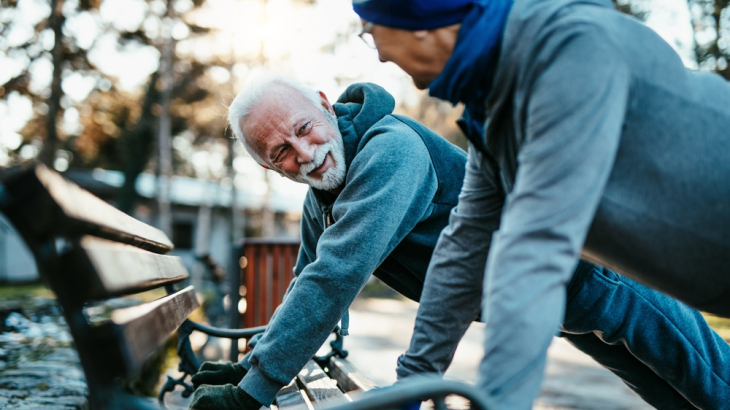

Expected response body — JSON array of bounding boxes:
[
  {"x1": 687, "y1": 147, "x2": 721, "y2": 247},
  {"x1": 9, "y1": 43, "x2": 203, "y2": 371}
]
[
  {"x1": 396, "y1": 145, "x2": 504, "y2": 379},
  {"x1": 238, "y1": 117, "x2": 439, "y2": 406},
  {"x1": 477, "y1": 23, "x2": 629, "y2": 409}
]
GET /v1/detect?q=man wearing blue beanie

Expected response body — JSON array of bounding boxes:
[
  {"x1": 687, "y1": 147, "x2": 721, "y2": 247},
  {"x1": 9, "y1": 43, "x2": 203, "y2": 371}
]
[{"x1": 352, "y1": 0, "x2": 730, "y2": 409}]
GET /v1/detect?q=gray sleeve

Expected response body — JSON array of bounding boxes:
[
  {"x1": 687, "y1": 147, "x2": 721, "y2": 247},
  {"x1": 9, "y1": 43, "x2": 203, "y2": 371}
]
[
  {"x1": 396, "y1": 146, "x2": 504, "y2": 380},
  {"x1": 477, "y1": 24, "x2": 630, "y2": 408}
]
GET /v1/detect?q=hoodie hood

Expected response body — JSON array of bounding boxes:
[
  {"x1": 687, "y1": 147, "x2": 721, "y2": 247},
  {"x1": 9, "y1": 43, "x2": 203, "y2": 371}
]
[{"x1": 333, "y1": 82, "x2": 396, "y2": 172}]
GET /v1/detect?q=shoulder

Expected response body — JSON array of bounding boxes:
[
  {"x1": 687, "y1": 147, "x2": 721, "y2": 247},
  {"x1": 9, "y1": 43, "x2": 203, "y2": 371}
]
[
  {"x1": 357, "y1": 115, "x2": 430, "y2": 162},
  {"x1": 506, "y1": 0, "x2": 624, "y2": 63},
  {"x1": 344, "y1": 116, "x2": 435, "y2": 184}
]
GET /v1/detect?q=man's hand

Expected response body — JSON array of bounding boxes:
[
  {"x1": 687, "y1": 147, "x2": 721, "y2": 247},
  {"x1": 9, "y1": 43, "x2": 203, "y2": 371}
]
[
  {"x1": 191, "y1": 361, "x2": 247, "y2": 390},
  {"x1": 188, "y1": 384, "x2": 262, "y2": 410}
]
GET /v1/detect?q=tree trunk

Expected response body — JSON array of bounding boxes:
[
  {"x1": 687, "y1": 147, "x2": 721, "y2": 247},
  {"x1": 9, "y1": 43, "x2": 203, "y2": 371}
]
[
  {"x1": 155, "y1": 0, "x2": 176, "y2": 238},
  {"x1": 41, "y1": 0, "x2": 65, "y2": 167},
  {"x1": 117, "y1": 72, "x2": 160, "y2": 215}
]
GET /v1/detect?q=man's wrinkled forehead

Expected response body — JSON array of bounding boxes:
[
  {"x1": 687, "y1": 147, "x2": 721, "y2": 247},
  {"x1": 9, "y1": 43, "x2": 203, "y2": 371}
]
[
  {"x1": 244, "y1": 85, "x2": 310, "y2": 134},
  {"x1": 259, "y1": 83, "x2": 310, "y2": 115}
]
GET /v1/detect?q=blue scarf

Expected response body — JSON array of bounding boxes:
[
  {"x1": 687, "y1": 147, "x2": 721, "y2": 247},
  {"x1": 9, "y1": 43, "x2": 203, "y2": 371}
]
[{"x1": 429, "y1": 0, "x2": 513, "y2": 144}]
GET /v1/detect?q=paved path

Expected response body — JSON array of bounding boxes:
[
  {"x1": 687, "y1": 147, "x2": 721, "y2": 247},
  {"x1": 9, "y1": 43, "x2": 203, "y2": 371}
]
[{"x1": 338, "y1": 297, "x2": 652, "y2": 410}]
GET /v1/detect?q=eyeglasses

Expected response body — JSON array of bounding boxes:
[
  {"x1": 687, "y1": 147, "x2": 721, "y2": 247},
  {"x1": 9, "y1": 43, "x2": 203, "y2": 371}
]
[{"x1": 358, "y1": 22, "x2": 376, "y2": 49}]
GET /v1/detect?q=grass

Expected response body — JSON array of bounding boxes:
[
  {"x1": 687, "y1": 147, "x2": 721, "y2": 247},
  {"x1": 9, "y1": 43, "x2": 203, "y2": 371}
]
[{"x1": 0, "y1": 283, "x2": 54, "y2": 299}]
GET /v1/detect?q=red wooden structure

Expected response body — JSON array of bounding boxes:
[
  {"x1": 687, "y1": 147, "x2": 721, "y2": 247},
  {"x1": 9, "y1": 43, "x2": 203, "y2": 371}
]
[
  {"x1": 238, "y1": 238, "x2": 301, "y2": 328},
  {"x1": 227, "y1": 237, "x2": 301, "y2": 360}
]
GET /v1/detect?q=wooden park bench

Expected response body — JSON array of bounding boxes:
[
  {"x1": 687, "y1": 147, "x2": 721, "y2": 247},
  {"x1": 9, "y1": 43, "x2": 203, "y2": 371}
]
[{"x1": 0, "y1": 164, "x2": 492, "y2": 410}]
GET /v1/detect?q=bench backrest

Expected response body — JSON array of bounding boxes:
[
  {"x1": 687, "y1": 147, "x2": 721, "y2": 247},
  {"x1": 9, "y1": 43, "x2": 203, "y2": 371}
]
[{"x1": 0, "y1": 165, "x2": 198, "y2": 409}]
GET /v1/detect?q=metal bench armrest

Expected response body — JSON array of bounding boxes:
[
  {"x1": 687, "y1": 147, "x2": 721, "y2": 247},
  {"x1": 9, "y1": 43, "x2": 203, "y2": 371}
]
[
  {"x1": 184, "y1": 319, "x2": 268, "y2": 339},
  {"x1": 325, "y1": 378, "x2": 494, "y2": 410},
  {"x1": 158, "y1": 320, "x2": 268, "y2": 405}
]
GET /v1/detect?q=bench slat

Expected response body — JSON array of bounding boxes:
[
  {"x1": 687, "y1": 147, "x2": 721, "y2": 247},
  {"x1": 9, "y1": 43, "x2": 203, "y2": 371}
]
[
  {"x1": 275, "y1": 379, "x2": 312, "y2": 410},
  {"x1": 297, "y1": 360, "x2": 350, "y2": 409},
  {"x1": 110, "y1": 286, "x2": 199, "y2": 371},
  {"x1": 1, "y1": 165, "x2": 173, "y2": 253},
  {"x1": 52, "y1": 235, "x2": 189, "y2": 304},
  {"x1": 79, "y1": 235, "x2": 189, "y2": 299},
  {"x1": 326, "y1": 357, "x2": 378, "y2": 393}
]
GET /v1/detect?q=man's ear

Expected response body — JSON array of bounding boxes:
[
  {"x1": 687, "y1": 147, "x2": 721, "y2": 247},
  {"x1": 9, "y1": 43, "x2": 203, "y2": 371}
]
[{"x1": 319, "y1": 91, "x2": 336, "y2": 116}]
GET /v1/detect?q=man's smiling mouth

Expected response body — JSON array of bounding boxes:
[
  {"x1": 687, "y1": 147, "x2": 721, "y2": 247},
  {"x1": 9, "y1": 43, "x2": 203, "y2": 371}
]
[{"x1": 309, "y1": 151, "x2": 329, "y2": 175}]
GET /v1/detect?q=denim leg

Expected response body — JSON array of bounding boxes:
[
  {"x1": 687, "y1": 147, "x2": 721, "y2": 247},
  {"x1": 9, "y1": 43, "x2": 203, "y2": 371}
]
[
  {"x1": 562, "y1": 263, "x2": 730, "y2": 409},
  {"x1": 560, "y1": 332, "x2": 696, "y2": 409}
]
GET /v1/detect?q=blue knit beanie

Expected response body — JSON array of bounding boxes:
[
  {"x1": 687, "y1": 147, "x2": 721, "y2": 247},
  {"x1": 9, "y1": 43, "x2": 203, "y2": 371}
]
[{"x1": 352, "y1": 0, "x2": 477, "y2": 30}]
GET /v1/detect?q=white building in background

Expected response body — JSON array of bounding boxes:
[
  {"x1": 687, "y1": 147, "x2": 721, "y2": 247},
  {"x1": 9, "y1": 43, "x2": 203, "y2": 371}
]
[
  {"x1": 0, "y1": 212, "x2": 39, "y2": 283},
  {"x1": 0, "y1": 168, "x2": 307, "y2": 284}
]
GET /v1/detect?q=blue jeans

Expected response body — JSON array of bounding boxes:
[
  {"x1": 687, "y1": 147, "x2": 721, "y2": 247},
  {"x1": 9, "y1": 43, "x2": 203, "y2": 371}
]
[{"x1": 561, "y1": 262, "x2": 730, "y2": 409}]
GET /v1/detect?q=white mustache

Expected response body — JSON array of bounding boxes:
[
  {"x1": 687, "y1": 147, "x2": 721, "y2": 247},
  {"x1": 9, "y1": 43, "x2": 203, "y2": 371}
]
[{"x1": 298, "y1": 143, "x2": 332, "y2": 176}]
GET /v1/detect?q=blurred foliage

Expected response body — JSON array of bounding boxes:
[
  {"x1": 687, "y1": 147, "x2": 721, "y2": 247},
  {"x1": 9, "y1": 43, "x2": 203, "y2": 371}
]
[
  {"x1": 688, "y1": 0, "x2": 730, "y2": 78},
  {"x1": 616, "y1": 0, "x2": 730, "y2": 79},
  {"x1": 0, "y1": 0, "x2": 231, "y2": 212},
  {"x1": 613, "y1": 0, "x2": 650, "y2": 21}
]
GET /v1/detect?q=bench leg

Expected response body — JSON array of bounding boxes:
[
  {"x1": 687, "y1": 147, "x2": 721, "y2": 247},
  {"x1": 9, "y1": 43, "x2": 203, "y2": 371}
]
[{"x1": 157, "y1": 320, "x2": 198, "y2": 406}]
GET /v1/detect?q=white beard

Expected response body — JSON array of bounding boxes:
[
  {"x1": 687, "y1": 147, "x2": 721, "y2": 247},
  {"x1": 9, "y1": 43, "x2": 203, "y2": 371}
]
[{"x1": 290, "y1": 112, "x2": 346, "y2": 191}]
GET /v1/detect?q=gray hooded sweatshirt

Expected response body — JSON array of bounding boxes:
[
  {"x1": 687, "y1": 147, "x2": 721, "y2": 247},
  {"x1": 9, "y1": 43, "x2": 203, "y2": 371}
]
[
  {"x1": 398, "y1": 0, "x2": 730, "y2": 408},
  {"x1": 238, "y1": 83, "x2": 466, "y2": 405}
]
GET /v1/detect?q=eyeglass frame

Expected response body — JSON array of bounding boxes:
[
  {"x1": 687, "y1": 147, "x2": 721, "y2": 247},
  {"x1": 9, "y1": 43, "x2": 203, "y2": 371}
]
[{"x1": 358, "y1": 22, "x2": 376, "y2": 49}]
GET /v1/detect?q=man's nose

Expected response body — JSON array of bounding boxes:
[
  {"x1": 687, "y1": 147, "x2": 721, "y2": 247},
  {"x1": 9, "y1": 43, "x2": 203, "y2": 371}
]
[{"x1": 292, "y1": 139, "x2": 316, "y2": 164}]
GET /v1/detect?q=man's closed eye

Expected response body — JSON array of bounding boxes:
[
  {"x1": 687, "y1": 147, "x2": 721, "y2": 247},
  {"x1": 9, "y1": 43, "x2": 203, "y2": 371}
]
[{"x1": 298, "y1": 122, "x2": 311, "y2": 136}]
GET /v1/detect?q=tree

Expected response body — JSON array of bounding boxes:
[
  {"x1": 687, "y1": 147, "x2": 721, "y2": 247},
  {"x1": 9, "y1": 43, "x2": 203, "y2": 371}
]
[
  {"x1": 688, "y1": 0, "x2": 730, "y2": 79},
  {"x1": 1, "y1": 0, "x2": 104, "y2": 168},
  {"x1": 0, "y1": 0, "x2": 229, "y2": 214},
  {"x1": 615, "y1": 0, "x2": 730, "y2": 79}
]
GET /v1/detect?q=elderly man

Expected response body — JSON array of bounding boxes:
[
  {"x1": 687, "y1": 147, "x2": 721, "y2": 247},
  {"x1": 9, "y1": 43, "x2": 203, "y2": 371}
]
[
  {"x1": 351, "y1": 0, "x2": 730, "y2": 409},
  {"x1": 189, "y1": 73, "x2": 730, "y2": 410}
]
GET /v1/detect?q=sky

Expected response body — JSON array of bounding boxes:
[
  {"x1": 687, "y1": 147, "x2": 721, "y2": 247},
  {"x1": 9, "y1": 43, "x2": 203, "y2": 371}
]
[{"x1": 0, "y1": 0, "x2": 700, "y2": 207}]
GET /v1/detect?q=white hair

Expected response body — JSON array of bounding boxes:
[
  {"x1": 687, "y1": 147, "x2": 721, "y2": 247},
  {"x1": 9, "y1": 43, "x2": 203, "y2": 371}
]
[{"x1": 228, "y1": 72, "x2": 322, "y2": 164}]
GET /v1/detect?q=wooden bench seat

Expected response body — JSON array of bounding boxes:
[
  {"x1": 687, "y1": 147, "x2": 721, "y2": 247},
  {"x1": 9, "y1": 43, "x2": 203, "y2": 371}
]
[{"x1": 271, "y1": 355, "x2": 377, "y2": 410}]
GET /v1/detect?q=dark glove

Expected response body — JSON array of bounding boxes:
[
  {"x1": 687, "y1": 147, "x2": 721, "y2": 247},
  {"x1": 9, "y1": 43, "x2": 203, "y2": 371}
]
[
  {"x1": 191, "y1": 361, "x2": 248, "y2": 390},
  {"x1": 189, "y1": 384, "x2": 262, "y2": 410}
]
